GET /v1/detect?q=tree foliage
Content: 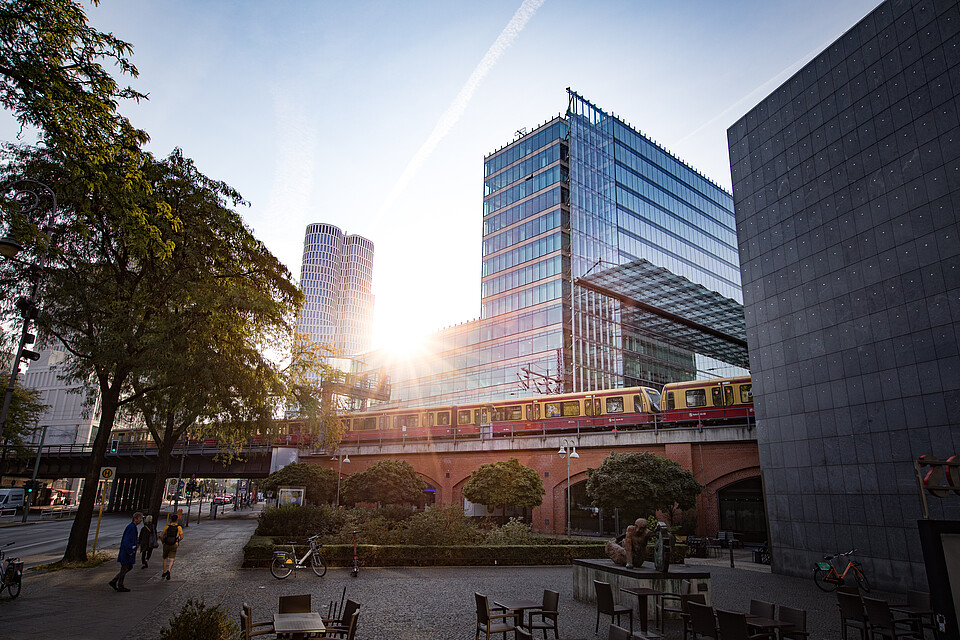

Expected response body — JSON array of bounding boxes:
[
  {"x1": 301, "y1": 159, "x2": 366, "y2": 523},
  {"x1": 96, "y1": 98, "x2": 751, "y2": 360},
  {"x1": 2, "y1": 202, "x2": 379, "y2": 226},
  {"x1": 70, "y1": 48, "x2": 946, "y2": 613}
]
[
  {"x1": 342, "y1": 459, "x2": 426, "y2": 507},
  {"x1": 462, "y1": 457, "x2": 545, "y2": 517},
  {"x1": 0, "y1": 380, "x2": 47, "y2": 461},
  {"x1": 261, "y1": 462, "x2": 337, "y2": 506},
  {"x1": 0, "y1": 0, "x2": 176, "y2": 257},
  {"x1": 585, "y1": 452, "x2": 701, "y2": 523}
]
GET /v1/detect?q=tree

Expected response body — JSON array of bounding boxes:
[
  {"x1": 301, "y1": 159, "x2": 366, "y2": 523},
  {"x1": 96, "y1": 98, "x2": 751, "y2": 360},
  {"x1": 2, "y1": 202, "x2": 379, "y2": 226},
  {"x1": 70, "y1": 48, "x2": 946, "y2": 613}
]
[
  {"x1": 0, "y1": 380, "x2": 46, "y2": 464},
  {"x1": 260, "y1": 462, "x2": 337, "y2": 505},
  {"x1": 462, "y1": 457, "x2": 544, "y2": 523},
  {"x1": 342, "y1": 460, "x2": 426, "y2": 507},
  {"x1": 585, "y1": 452, "x2": 701, "y2": 524},
  {"x1": 0, "y1": 0, "x2": 176, "y2": 257},
  {"x1": 0, "y1": 146, "x2": 298, "y2": 562}
]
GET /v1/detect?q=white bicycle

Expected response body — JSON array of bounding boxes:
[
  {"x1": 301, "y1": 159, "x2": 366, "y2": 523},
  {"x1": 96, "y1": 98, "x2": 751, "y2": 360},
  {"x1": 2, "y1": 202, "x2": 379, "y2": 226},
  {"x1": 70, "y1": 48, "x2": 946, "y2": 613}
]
[{"x1": 270, "y1": 534, "x2": 326, "y2": 579}]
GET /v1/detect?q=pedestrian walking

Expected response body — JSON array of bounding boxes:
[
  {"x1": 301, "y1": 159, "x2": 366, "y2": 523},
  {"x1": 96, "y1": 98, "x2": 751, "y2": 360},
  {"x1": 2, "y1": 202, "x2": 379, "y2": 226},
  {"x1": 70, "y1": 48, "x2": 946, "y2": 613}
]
[
  {"x1": 160, "y1": 513, "x2": 183, "y2": 580},
  {"x1": 138, "y1": 515, "x2": 158, "y2": 568},
  {"x1": 109, "y1": 511, "x2": 142, "y2": 592}
]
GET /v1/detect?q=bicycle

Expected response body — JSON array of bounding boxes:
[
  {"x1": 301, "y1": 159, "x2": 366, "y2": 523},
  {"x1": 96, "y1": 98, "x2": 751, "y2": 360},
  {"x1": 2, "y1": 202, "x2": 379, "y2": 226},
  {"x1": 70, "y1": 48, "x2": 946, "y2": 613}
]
[
  {"x1": 0, "y1": 542, "x2": 23, "y2": 599},
  {"x1": 813, "y1": 548, "x2": 871, "y2": 592},
  {"x1": 270, "y1": 534, "x2": 326, "y2": 579},
  {"x1": 349, "y1": 530, "x2": 359, "y2": 577}
]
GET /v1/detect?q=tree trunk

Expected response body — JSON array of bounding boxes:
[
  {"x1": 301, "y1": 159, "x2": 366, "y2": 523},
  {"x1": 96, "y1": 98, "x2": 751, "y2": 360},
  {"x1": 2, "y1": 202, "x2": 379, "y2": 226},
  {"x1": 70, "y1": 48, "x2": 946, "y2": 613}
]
[
  {"x1": 62, "y1": 388, "x2": 120, "y2": 563},
  {"x1": 146, "y1": 432, "x2": 177, "y2": 525}
]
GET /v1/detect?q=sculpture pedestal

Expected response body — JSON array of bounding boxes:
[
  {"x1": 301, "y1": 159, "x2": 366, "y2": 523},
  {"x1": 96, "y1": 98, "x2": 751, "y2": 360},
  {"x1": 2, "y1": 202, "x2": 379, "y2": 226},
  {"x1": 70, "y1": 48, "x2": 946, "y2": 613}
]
[{"x1": 573, "y1": 558, "x2": 711, "y2": 627}]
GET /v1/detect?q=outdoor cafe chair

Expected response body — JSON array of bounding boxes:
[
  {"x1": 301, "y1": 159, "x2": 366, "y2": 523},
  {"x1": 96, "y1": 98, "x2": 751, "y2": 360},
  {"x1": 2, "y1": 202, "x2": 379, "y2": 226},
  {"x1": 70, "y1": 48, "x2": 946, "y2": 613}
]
[
  {"x1": 777, "y1": 605, "x2": 809, "y2": 640},
  {"x1": 687, "y1": 601, "x2": 719, "y2": 640},
  {"x1": 243, "y1": 602, "x2": 274, "y2": 633},
  {"x1": 516, "y1": 628, "x2": 533, "y2": 640},
  {"x1": 279, "y1": 594, "x2": 312, "y2": 614},
  {"x1": 837, "y1": 590, "x2": 868, "y2": 640},
  {"x1": 524, "y1": 589, "x2": 559, "y2": 639},
  {"x1": 658, "y1": 579, "x2": 692, "y2": 634},
  {"x1": 715, "y1": 609, "x2": 774, "y2": 640},
  {"x1": 240, "y1": 611, "x2": 274, "y2": 640},
  {"x1": 594, "y1": 580, "x2": 632, "y2": 635},
  {"x1": 679, "y1": 594, "x2": 708, "y2": 640},
  {"x1": 748, "y1": 600, "x2": 775, "y2": 620},
  {"x1": 608, "y1": 624, "x2": 631, "y2": 640},
  {"x1": 862, "y1": 597, "x2": 923, "y2": 640},
  {"x1": 475, "y1": 592, "x2": 516, "y2": 640},
  {"x1": 323, "y1": 599, "x2": 360, "y2": 639}
]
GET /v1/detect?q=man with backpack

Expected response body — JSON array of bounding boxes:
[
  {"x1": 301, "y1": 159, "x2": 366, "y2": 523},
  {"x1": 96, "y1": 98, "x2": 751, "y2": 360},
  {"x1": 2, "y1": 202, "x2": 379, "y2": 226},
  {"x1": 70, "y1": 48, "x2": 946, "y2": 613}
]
[{"x1": 160, "y1": 513, "x2": 183, "y2": 580}]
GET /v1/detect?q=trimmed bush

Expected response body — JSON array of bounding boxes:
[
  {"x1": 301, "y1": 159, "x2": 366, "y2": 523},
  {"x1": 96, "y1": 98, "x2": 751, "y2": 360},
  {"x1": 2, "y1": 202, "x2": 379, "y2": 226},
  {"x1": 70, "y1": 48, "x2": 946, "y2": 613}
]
[
  {"x1": 484, "y1": 517, "x2": 535, "y2": 545},
  {"x1": 159, "y1": 599, "x2": 236, "y2": 640},
  {"x1": 255, "y1": 504, "x2": 345, "y2": 538},
  {"x1": 402, "y1": 505, "x2": 481, "y2": 545}
]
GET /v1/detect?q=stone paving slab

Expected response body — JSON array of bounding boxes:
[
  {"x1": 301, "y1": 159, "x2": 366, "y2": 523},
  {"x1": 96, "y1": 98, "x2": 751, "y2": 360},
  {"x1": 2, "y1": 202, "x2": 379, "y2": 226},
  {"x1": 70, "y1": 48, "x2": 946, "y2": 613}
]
[{"x1": 0, "y1": 513, "x2": 905, "y2": 640}]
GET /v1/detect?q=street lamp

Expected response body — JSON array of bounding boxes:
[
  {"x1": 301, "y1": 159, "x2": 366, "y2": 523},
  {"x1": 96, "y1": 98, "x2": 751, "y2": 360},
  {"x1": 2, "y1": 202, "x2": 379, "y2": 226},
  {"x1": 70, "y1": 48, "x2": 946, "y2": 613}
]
[
  {"x1": 0, "y1": 180, "x2": 56, "y2": 472},
  {"x1": 333, "y1": 451, "x2": 351, "y2": 507},
  {"x1": 557, "y1": 438, "x2": 579, "y2": 537}
]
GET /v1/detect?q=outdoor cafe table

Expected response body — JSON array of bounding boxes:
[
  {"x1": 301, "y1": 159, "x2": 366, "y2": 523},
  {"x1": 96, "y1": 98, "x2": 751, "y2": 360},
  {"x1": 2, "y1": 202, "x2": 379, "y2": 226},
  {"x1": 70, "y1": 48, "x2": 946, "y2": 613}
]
[
  {"x1": 273, "y1": 612, "x2": 326, "y2": 638},
  {"x1": 493, "y1": 598, "x2": 542, "y2": 627},
  {"x1": 620, "y1": 586, "x2": 666, "y2": 636},
  {"x1": 745, "y1": 614, "x2": 793, "y2": 635}
]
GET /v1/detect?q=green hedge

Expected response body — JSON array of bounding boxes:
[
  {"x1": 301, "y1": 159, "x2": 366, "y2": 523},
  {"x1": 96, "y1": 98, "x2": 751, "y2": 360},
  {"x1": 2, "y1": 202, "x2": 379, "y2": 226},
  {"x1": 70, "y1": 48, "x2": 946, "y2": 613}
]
[{"x1": 243, "y1": 537, "x2": 607, "y2": 568}]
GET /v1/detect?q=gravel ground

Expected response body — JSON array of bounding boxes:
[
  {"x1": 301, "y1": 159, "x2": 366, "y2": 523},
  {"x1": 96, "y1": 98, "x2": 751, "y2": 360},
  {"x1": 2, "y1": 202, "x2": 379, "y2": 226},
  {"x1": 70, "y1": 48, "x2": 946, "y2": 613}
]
[{"x1": 2, "y1": 512, "x2": 907, "y2": 640}]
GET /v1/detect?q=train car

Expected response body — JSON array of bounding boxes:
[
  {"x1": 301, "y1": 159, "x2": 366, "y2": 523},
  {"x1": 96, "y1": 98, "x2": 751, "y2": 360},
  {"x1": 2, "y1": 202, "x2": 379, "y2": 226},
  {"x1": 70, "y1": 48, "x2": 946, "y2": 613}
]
[{"x1": 660, "y1": 375, "x2": 753, "y2": 427}]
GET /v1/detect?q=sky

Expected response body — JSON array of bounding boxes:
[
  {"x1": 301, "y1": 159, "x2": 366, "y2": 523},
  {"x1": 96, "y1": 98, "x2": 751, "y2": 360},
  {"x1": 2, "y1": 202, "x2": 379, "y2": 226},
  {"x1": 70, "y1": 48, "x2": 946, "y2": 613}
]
[{"x1": 2, "y1": 0, "x2": 882, "y2": 352}]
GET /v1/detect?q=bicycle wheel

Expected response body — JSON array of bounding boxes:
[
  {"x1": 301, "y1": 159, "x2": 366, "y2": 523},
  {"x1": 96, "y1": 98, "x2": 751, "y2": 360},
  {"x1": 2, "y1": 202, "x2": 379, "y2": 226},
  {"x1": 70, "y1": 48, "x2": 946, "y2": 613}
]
[
  {"x1": 854, "y1": 567, "x2": 871, "y2": 593},
  {"x1": 270, "y1": 555, "x2": 292, "y2": 579},
  {"x1": 7, "y1": 578, "x2": 20, "y2": 599},
  {"x1": 813, "y1": 568, "x2": 836, "y2": 592},
  {"x1": 310, "y1": 553, "x2": 326, "y2": 577}
]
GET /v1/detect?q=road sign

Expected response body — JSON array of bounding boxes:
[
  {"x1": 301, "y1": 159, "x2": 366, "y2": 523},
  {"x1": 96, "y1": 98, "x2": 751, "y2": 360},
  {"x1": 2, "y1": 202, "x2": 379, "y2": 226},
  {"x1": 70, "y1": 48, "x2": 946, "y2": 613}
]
[{"x1": 100, "y1": 467, "x2": 117, "y2": 480}]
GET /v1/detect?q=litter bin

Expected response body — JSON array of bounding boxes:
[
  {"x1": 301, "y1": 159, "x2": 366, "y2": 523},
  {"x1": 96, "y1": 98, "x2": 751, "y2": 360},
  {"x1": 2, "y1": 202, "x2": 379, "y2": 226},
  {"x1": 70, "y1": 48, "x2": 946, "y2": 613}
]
[{"x1": 209, "y1": 502, "x2": 217, "y2": 519}]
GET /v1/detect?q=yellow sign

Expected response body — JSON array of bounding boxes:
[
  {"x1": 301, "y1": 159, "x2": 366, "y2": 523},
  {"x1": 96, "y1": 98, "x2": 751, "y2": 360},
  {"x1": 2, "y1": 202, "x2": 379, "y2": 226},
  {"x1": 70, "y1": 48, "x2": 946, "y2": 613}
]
[{"x1": 100, "y1": 467, "x2": 116, "y2": 480}]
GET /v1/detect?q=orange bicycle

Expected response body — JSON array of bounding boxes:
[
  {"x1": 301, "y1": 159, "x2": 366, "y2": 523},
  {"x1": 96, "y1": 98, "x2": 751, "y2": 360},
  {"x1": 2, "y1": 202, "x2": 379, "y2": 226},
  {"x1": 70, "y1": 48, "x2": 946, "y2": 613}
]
[{"x1": 814, "y1": 548, "x2": 871, "y2": 592}]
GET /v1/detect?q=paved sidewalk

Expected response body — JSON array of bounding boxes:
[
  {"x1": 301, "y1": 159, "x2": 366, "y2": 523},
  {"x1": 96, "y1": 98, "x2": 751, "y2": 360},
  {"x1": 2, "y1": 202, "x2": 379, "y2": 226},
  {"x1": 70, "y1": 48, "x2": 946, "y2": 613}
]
[{"x1": 0, "y1": 513, "x2": 904, "y2": 640}]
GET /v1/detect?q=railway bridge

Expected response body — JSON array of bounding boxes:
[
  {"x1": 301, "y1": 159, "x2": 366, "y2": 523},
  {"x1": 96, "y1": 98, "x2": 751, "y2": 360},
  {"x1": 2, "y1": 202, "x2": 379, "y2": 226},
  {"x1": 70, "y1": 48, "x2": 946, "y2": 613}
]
[{"x1": 306, "y1": 422, "x2": 763, "y2": 539}]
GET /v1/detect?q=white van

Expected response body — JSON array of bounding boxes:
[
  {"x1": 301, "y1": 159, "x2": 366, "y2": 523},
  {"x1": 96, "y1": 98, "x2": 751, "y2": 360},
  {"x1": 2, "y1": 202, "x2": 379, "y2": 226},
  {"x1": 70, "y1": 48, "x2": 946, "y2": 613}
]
[{"x1": 0, "y1": 487, "x2": 25, "y2": 512}]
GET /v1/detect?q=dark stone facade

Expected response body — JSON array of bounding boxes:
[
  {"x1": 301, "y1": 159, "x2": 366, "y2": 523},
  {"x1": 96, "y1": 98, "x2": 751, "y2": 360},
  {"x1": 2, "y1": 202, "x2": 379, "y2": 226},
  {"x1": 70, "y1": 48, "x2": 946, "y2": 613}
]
[{"x1": 727, "y1": 0, "x2": 960, "y2": 590}]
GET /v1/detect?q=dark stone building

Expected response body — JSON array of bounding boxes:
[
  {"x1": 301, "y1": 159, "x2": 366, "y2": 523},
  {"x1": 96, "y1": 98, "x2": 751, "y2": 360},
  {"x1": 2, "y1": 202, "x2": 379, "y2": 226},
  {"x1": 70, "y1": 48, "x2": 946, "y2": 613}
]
[{"x1": 728, "y1": 0, "x2": 960, "y2": 589}]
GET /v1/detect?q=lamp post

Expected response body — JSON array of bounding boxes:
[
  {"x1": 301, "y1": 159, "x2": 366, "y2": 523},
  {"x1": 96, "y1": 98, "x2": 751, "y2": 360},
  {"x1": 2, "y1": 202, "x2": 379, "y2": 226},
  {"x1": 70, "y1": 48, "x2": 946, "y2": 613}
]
[
  {"x1": 557, "y1": 438, "x2": 579, "y2": 537},
  {"x1": 333, "y1": 450, "x2": 350, "y2": 507},
  {"x1": 0, "y1": 180, "x2": 56, "y2": 471}
]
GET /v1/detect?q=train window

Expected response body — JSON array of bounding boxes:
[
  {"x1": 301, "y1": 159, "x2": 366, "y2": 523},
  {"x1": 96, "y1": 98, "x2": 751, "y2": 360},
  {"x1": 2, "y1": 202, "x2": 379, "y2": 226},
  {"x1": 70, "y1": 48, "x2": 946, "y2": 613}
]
[
  {"x1": 666, "y1": 392, "x2": 675, "y2": 410},
  {"x1": 686, "y1": 389, "x2": 707, "y2": 407},
  {"x1": 437, "y1": 411, "x2": 450, "y2": 426},
  {"x1": 711, "y1": 387, "x2": 723, "y2": 407},
  {"x1": 545, "y1": 402, "x2": 561, "y2": 418},
  {"x1": 724, "y1": 385, "x2": 735, "y2": 406},
  {"x1": 493, "y1": 406, "x2": 522, "y2": 421},
  {"x1": 379, "y1": 416, "x2": 389, "y2": 429},
  {"x1": 397, "y1": 414, "x2": 419, "y2": 428},
  {"x1": 740, "y1": 384, "x2": 753, "y2": 403},
  {"x1": 474, "y1": 408, "x2": 489, "y2": 423},
  {"x1": 426, "y1": 413, "x2": 434, "y2": 427},
  {"x1": 561, "y1": 401, "x2": 580, "y2": 417},
  {"x1": 458, "y1": 410, "x2": 472, "y2": 425},
  {"x1": 359, "y1": 417, "x2": 376, "y2": 430},
  {"x1": 644, "y1": 389, "x2": 661, "y2": 412},
  {"x1": 606, "y1": 397, "x2": 624, "y2": 413},
  {"x1": 526, "y1": 404, "x2": 541, "y2": 420}
]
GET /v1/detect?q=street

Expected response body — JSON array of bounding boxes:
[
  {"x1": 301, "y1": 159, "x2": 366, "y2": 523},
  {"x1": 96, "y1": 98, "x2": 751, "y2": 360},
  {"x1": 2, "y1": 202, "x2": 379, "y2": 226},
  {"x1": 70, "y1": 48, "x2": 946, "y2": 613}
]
[{"x1": 0, "y1": 513, "x2": 137, "y2": 568}]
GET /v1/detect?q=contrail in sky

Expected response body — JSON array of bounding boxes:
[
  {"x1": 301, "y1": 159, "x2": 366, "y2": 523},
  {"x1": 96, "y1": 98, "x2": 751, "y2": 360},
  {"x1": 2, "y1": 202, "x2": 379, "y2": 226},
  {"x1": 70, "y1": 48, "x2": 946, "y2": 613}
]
[{"x1": 377, "y1": 0, "x2": 547, "y2": 217}]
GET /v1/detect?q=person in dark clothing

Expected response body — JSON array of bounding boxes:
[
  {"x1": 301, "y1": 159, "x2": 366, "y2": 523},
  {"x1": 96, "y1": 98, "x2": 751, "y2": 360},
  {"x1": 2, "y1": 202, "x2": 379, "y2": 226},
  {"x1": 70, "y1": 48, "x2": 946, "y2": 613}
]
[
  {"x1": 110, "y1": 512, "x2": 142, "y2": 592},
  {"x1": 138, "y1": 514, "x2": 157, "y2": 569}
]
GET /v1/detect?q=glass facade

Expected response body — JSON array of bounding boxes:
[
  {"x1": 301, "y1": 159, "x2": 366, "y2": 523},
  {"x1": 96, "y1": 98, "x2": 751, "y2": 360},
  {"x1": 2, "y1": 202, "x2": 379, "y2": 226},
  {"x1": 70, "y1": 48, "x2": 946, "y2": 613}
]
[
  {"x1": 366, "y1": 92, "x2": 743, "y2": 407},
  {"x1": 297, "y1": 223, "x2": 374, "y2": 357}
]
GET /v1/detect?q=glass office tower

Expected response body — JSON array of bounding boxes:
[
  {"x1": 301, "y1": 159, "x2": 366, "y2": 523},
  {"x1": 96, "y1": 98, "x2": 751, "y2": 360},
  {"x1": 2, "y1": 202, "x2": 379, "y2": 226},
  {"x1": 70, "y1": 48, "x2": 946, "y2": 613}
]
[
  {"x1": 297, "y1": 223, "x2": 374, "y2": 357},
  {"x1": 370, "y1": 90, "x2": 743, "y2": 407}
]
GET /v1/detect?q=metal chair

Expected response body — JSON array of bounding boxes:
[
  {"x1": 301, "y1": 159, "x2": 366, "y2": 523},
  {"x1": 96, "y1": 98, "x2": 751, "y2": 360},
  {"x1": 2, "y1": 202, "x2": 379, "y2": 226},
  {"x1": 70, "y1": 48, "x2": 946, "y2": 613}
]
[
  {"x1": 837, "y1": 591, "x2": 868, "y2": 640},
  {"x1": 658, "y1": 579, "x2": 692, "y2": 634},
  {"x1": 862, "y1": 597, "x2": 922, "y2": 640},
  {"x1": 715, "y1": 609, "x2": 773, "y2": 640},
  {"x1": 748, "y1": 600, "x2": 775, "y2": 619},
  {"x1": 679, "y1": 594, "x2": 708, "y2": 640},
  {"x1": 687, "y1": 601, "x2": 718, "y2": 640},
  {"x1": 524, "y1": 589, "x2": 559, "y2": 639},
  {"x1": 777, "y1": 605, "x2": 809, "y2": 640},
  {"x1": 239, "y1": 611, "x2": 274, "y2": 639},
  {"x1": 594, "y1": 580, "x2": 632, "y2": 635},
  {"x1": 243, "y1": 602, "x2": 274, "y2": 633},
  {"x1": 323, "y1": 599, "x2": 360, "y2": 638},
  {"x1": 516, "y1": 628, "x2": 533, "y2": 640},
  {"x1": 475, "y1": 592, "x2": 515, "y2": 640},
  {"x1": 608, "y1": 624, "x2": 631, "y2": 640},
  {"x1": 279, "y1": 594, "x2": 311, "y2": 613}
]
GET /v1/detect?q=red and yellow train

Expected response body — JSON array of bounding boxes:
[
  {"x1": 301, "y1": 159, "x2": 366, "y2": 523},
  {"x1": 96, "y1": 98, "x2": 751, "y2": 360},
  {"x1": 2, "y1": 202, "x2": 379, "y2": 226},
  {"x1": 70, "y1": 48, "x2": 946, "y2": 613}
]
[{"x1": 337, "y1": 375, "x2": 753, "y2": 442}]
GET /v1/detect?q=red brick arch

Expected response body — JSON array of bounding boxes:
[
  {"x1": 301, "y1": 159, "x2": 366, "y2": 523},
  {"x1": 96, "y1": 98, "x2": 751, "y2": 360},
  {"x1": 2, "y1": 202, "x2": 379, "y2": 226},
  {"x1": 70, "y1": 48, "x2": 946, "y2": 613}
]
[{"x1": 698, "y1": 466, "x2": 761, "y2": 536}]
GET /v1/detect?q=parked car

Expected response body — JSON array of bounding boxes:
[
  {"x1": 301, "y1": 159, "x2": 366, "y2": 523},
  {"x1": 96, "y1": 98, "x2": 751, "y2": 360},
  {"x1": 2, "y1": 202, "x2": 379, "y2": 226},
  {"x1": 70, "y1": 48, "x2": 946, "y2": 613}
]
[
  {"x1": 0, "y1": 487, "x2": 26, "y2": 512},
  {"x1": 213, "y1": 495, "x2": 233, "y2": 505}
]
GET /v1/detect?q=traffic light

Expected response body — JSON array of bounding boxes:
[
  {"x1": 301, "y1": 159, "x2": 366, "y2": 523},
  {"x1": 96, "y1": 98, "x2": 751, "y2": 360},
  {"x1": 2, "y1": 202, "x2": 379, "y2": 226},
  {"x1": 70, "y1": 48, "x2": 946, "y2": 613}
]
[
  {"x1": 186, "y1": 481, "x2": 197, "y2": 496},
  {"x1": 23, "y1": 479, "x2": 39, "y2": 493},
  {"x1": 110, "y1": 439, "x2": 119, "y2": 453}
]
